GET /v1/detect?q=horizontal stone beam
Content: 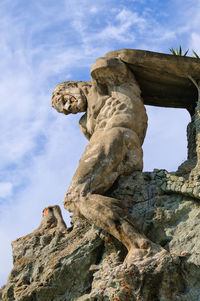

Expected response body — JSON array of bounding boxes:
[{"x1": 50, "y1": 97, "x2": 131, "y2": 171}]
[{"x1": 105, "y1": 49, "x2": 200, "y2": 115}]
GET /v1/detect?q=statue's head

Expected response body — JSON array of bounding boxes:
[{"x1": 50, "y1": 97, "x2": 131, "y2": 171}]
[{"x1": 51, "y1": 81, "x2": 91, "y2": 115}]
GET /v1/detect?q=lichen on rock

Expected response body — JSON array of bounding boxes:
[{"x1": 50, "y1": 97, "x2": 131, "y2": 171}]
[
  {"x1": 2, "y1": 49, "x2": 200, "y2": 300},
  {"x1": 4, "y1": 172, "x2": 200, "y2": 300}
]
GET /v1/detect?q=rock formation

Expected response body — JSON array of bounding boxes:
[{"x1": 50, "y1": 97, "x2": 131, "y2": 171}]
[{"x1": 2, "y1": 49, "x2": 200, "y2": 301}]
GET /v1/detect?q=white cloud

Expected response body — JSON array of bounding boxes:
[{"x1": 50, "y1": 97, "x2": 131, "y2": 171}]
[
  {"x1": 89, "y1": 6, "x2": 99, "y2": 14},
  {"x1": 190, "y1": 33, "x2": 200, "y2": 52},
  {"x1": 78, "y1": 8, "x2": 146, "y2": 45},
  {"x1": 116, "y1": 8, "x2": 146, "y2": 31},
  {"x1": 0, "y1": 0, "x2": 199, "y2": 286},
  {"x1": 0, "y1": 183, "x2": 13, "y2": 198}
]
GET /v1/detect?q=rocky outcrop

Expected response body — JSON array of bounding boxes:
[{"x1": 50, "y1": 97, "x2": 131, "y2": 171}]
[
  {"x1": 2, "y1": 206, "x2": 104, "y2": 301},
  {"x1": 3, "y1": 171, "x2": 200, "y2": 301},
  {"x1": 0, "y1": 286, "x2": 5, "y2": 300},
  {"x1": 2, "y1": 49, "x2": 200, "y2": 300}
]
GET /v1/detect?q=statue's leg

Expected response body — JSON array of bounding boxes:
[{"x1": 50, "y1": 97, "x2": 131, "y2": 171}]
[
  {"x1": 78, "y1": 193, "x2": 167, "y2": 263},
  {"x1": 66, "y1": 127, "x2": 143, "y2": 197},
  {"x1": 65, "y1": 127, "x2": 167, "y2": 262}
]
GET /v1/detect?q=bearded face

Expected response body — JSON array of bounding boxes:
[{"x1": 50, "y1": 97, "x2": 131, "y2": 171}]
[{"x1": 51, "y1": 81, "x2": 87, "y2": 115}]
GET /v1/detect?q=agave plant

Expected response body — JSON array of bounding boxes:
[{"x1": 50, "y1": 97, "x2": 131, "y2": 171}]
[
  {"x1": 169, "y1": 45, "x2": 189, "y2": 56},
  {"x1": 192, "y1": 50, "x2": 200, "y2": 59},
  {"x1": 170, "y1": 46, "x2": 200, "y2": 58}
]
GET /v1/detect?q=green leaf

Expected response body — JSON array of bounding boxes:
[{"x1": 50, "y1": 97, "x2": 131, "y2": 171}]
[
  {"x1": 170, "y1": 46, "x2": 189, "y2": 57},
  {"x1": 170, "y1": 48, "x2": 177, "y2": 55},
  {"x1": 179, "y1": 45, "x2": 182, "y2": 56},
  {"x1": 183, "y1": 49, "x2": 189, "y2": 56},
  {"x1": 192, "y1": 50, "x2": 200, "y2": 58}
]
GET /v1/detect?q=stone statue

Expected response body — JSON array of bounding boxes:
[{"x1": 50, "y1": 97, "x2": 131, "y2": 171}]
[
  {"x1": 3, "y1": 50, "x2": 200, "y2": 301},
  {"x1": 51, "y1": 57, "x2": 166, "y2": 263}
]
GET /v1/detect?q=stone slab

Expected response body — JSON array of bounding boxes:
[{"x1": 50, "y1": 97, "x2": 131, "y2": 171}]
[{"x1": 106, "y1": 49, "x2": 200, "y2": 114}]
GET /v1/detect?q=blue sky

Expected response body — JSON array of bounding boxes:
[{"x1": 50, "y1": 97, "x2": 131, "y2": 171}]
[{"x1": 0, "y1": 0, "x2": 199, "y2": 286}]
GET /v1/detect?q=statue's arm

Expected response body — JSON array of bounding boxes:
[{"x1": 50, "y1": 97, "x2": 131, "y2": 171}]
[{"x1": 79, "y1": 113, "x2": 91, "y2": 140}]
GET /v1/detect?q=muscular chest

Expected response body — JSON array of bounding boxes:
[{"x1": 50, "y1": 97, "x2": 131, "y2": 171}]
[{"x1": 87, "y1": 96, "x2": 132, "y2": 134}]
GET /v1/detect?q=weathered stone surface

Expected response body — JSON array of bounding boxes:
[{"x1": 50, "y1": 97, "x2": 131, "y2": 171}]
[
  {"x1": 51, "y1": 57, "x2": 157, "y2": 265},
  {"x1": 0, "y1": 286, "x2": 4, "y2": 300},
  {"x1": 3, "y1": 172, "x2": 200, "y2": 300},
  {"x1": 106, "y1": 49, "x2": 200, "y2": 114},
  {"x1": 2, "y1": 207, "x2": 104, "y2": 301},
  {"x1": 3, "y1": 49, "x2": 200, "y2": 300}
]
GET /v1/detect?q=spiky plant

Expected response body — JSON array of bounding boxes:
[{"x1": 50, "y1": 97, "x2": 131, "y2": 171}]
[
  {"x1": 192, "y1": 50, "x2": 200, "y2": 59},
  {"x1": 169, "y1": 45, "x2": 189, "y2": 56}
]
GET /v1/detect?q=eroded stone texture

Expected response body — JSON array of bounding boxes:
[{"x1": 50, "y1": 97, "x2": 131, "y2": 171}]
[
  {"x1": 177, "y1": 116, "x2": 197, "y2": 175},
  {"x1": 3, "y1": 49, "x2": 200, "y2": 300},
  {"x1": 0, "y1": 287, "x2": 4, "y2": 301},
  {"x1": 4, "y1": 173, "x2": 200, "y2": 300},
  {"x1": 51, "y1": 57, "x2": 170, "y2": 268},
  {"x1": 106, "y1": 49, "x2": 200, "y2": 114},
  {"x1": 2, "y1": 206, "x2": 104, "y2": 301}
]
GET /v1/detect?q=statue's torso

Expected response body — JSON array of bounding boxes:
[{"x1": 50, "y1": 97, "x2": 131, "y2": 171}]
[{"x1": 86, "y1": 84, "x2": 148, "y2": 145}]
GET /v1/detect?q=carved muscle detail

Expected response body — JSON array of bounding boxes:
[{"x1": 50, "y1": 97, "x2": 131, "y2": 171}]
[{"x1": 51, "y1": 56, "x2": 168, "y2": 264}]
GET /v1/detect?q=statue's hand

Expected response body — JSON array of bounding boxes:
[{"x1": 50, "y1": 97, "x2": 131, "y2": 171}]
[
  {"x1": 64, "y1": 186, "x2": 83, "y2": 214},
  {"x1": 51, "y1": 81, "x2": 87, "y2": 115}
]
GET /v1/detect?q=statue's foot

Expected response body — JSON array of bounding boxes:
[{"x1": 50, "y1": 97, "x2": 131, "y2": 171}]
[{"x1": 125, "y1": 240, "x2": 168, "y2": 267}]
